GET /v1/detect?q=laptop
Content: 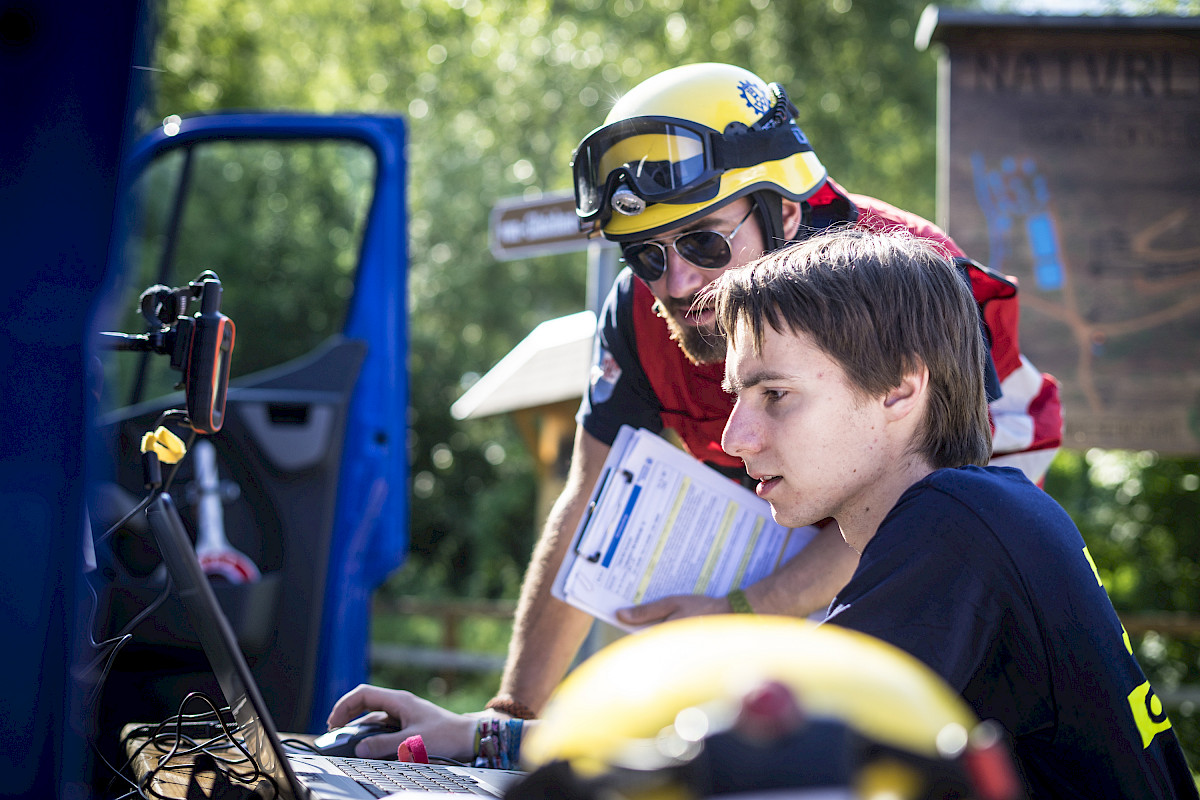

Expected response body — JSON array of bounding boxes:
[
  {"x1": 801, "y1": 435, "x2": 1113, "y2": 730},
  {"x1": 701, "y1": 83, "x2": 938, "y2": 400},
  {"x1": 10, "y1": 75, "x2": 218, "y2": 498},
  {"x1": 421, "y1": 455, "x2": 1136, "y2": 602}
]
[{"x1": 145, "y1": 492, "x2": 524, "y2": 799}]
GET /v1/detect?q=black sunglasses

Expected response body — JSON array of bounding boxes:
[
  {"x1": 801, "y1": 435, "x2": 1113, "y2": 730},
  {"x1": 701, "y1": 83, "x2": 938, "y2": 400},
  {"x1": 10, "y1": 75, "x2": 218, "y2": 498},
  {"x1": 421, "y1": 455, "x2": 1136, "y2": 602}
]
[{"x1": 619, "y1": 206, "x2": 756, "y2": 282}]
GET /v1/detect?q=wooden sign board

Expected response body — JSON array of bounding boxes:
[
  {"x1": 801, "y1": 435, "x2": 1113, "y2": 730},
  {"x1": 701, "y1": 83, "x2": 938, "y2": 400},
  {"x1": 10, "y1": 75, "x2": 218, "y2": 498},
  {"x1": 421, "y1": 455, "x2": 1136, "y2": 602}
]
[
  {"x1": 921, "y1": 11, "x2": 1200, "y2": 453},
  {"x1": 489, "y1": 191, "x2": 594, "y2": 260}
]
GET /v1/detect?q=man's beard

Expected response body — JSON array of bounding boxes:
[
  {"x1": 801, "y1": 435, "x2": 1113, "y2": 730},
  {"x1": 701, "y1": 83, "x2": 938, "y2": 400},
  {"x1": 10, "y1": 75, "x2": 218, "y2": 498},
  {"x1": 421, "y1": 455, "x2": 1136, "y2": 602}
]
[{"x1": 654, "y1": 298, "x2": 727, "y2": 365}]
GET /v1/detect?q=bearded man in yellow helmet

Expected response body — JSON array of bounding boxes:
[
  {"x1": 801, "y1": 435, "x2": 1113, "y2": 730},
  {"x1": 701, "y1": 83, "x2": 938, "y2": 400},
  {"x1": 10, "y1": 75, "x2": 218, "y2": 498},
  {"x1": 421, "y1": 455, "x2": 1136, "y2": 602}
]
[{"x1": 327, "y1": 63, "x2": 1062, "y2": 755}]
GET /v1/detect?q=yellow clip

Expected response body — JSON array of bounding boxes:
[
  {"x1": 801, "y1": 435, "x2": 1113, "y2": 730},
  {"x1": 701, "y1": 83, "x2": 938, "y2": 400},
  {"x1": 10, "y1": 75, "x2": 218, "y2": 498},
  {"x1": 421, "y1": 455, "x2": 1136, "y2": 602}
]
[{"x1": 140, "y1": 426, "x2": 187, "y2": 464}]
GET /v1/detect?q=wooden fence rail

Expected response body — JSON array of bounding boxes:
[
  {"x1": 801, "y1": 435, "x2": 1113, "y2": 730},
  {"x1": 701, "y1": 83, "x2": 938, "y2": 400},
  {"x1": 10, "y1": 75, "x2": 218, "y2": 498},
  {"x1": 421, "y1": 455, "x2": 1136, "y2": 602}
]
[
  {"x1": 1122, "y1": 612, "x2": 1200, "y2": 638},
  {"x1": 370, "y1": 596, "x2": 515, "y2": 676}
]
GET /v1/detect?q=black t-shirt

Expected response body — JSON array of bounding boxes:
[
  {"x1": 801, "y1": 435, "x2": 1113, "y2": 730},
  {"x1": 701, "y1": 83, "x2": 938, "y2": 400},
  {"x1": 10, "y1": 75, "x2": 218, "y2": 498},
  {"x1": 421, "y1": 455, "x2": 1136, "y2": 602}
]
[{"x1": 825, "y1": 466, "x2": 1198, "y2": 798}]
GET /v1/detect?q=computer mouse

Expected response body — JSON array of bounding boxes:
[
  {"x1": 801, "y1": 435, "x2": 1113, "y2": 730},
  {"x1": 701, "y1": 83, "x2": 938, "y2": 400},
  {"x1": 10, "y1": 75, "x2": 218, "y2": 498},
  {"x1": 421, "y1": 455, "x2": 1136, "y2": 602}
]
[{"x1": 312, "y1": 721, "x2": 405, "y2": 759}]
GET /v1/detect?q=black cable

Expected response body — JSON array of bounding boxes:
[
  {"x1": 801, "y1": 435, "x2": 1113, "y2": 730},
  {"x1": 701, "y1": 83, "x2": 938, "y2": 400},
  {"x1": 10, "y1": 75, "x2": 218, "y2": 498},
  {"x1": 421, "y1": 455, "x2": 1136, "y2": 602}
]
[
  {"x1": 82, "y1": 570, "x2": 105, "y2": 649},
  {"x1": 87, "y1": 635, "x2": 132, "y2": 706},
  {"x1": 99, "y1": 493, "x2": 154, "y2": 544},
  {"x1": 97, "y1": 411, "x2": 189, "y2": 544},
  {"x1": 105, "y1": 717, "x2": 185, "y2": 800},
  {"x1": 89, "y1": 418, "x2": 191, "y2": 657},
  {"x1": 112, "y1": 572, "x2": 174, "y2": 640},
  {"x1": 157, "y1": 695, "x2": 241, "y2": 759},
  {"x1": 104, "y1": 725, "x2": 153, "y2": 799},
  {"x1": 141, "y1": 696, "x2": 233, "y2": 797},
  {"x1": 82, "y1": 569, "x2": 174, "y2": 650},
  {"x1": 279, "y1": 737, "x2": 322, "y2": 754},
  {"x1": 109, "y1": 706, "x2": 236, "y2": 797},
  {"x1": 78, "y1": 568, "x2": 176, "y2": 709},
  {"x1": 142, "y1": 693, "x2": 279, "y2": 799},
  {"x1": 76, "y1": 580, "x2": 131, "y2": 705},
  {"x1": 99, "y1": 693, "x2": 239, "y2": 799},
  {"x1": 90, "y1": 738, "x2": 142, "y2": 799}
]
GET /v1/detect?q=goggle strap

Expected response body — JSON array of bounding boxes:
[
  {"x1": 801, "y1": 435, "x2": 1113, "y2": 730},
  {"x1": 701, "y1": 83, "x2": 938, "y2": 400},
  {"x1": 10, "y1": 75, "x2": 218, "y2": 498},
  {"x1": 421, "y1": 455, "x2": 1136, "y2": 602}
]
[{"x1": 711, "y1": 125, "x2": 813, "y2": 171}]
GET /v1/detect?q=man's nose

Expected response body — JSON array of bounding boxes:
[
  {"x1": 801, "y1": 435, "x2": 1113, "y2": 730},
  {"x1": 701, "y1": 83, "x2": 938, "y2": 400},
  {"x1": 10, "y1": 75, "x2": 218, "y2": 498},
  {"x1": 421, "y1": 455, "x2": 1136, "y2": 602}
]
[
  {"x1": 663, "y1": 248, "x2": 708, "y2": 299},
  {"x1": 722, "y1": 400, "x2": 758, "y2": 459}
]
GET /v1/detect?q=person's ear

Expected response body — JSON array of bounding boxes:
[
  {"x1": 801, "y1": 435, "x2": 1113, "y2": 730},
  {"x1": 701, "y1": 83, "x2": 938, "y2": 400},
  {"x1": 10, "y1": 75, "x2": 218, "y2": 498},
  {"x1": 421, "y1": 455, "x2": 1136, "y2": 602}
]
[
  {"x1": 882, "y1": 366, "x2": 929, "y2": 420},
  {"x1": 780, "y1": 199, "x2": 803, "y2": 238}
]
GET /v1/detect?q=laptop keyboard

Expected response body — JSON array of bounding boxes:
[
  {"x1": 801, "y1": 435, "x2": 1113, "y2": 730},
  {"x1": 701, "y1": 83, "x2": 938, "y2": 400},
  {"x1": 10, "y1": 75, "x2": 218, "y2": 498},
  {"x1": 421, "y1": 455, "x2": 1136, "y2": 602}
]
[{"x1": 329, "y1": 758, "x2": 483, "y2": 796}]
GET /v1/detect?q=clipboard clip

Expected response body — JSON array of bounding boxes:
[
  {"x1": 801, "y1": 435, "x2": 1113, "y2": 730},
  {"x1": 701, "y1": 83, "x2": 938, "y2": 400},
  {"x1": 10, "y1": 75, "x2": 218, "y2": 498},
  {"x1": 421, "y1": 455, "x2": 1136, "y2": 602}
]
[{"x1": 574, "y1": 467, "x2": 635, "y2": 562}]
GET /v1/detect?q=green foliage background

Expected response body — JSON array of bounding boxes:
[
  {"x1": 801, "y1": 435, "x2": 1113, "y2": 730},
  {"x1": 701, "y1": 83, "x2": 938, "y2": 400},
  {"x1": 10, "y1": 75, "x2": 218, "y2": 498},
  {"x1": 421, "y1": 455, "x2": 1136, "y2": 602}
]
[{"x1": 143, "y1": 0, "x2": 1200, "y2": 769}]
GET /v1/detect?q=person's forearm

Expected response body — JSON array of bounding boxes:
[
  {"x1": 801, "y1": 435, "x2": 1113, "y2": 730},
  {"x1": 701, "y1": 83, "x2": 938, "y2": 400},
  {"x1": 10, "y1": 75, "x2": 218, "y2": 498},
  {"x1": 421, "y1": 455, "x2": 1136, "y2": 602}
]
[
  {"x1": 494, "y1": 431, "x2": 609, "y2": 715},
  {"x1": 496, "y1": 520, "x2": 593, "y2": 714},
  {"x1": 743, "y1": 519, "x2": 859, "y2": 617}
]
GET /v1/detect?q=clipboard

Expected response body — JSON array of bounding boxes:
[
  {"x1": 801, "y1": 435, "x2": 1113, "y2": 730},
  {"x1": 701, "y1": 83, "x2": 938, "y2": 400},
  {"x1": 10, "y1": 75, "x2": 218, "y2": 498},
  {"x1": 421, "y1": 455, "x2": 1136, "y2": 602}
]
[{"x1": 551, "y1": 426, "x2": 817, "y2": 631}]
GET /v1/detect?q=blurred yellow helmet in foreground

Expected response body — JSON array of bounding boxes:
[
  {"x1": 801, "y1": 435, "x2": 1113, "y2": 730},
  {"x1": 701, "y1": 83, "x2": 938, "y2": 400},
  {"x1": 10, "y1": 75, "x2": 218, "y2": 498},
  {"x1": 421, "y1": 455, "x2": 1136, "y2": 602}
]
[{"x1": 517, "y1": 616, "x2": 1023, "y2": 800}]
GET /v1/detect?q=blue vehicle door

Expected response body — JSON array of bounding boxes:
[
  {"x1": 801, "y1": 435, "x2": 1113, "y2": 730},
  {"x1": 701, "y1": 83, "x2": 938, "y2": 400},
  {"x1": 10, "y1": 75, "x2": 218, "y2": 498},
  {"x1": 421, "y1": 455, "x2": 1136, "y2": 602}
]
[{"x1": 92, "y1": 113, "x2": 407, "y2": 735}]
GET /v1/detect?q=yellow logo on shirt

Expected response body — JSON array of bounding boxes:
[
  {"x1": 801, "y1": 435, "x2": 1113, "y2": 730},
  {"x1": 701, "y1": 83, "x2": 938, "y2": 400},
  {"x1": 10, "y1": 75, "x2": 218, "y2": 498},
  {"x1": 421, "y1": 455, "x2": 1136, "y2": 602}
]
[
  {"x1": 1127, "y1": 680, "x2": 1173, "y2": 749},
  {"x1": 1082, "y1": 546, "x2": 1133, "y2": 653},
  {"x1": 1082, "y1": 546, "x2": 1102, "y2": 586},
  {"x1": 1082, "y1": 546, "x2": 1172, "y2": 749}
]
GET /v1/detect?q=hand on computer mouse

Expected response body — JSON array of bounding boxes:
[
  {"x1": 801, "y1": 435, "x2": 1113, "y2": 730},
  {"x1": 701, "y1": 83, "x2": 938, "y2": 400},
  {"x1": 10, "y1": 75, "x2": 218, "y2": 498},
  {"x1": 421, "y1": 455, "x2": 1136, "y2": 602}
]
[
  {"x1": 312, "y1": 719, "x2": 406, "y2": 759},
  {"x1": 326, "y1": 685, "x2": 481, "y2": 760}
]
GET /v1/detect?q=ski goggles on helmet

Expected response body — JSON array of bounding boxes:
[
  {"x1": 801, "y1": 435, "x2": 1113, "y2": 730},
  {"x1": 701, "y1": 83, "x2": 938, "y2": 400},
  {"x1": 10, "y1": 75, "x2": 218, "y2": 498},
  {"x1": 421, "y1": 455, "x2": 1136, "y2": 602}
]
[
  {"x1": 572, "y1": 116, "x2": 813, "y2": 232},
  {"x1": 619, "y1": 205, "x2": 755, "y2": 282}
]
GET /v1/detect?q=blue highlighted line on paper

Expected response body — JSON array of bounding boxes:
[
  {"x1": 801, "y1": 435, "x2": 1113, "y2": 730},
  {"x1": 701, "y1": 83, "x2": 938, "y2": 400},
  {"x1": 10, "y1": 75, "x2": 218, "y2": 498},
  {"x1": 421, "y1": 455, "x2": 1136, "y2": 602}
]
[{"x1": 602, "y1": 485, "x2": 641, "y2": 568}]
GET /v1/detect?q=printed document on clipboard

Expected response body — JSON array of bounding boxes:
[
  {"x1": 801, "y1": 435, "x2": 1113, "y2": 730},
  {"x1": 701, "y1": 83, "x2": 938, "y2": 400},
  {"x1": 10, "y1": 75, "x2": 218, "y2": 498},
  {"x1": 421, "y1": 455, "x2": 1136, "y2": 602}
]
[{"x1": 551, "y1": 425, "x2": 818, "y2": 631}]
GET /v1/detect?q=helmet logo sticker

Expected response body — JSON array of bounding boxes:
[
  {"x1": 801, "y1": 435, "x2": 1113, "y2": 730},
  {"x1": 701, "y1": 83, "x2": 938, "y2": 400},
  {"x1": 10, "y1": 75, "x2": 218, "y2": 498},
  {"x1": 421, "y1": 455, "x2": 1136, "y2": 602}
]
[{"x1": 738, "y1": 80, "x2": 772, "y2": 115}]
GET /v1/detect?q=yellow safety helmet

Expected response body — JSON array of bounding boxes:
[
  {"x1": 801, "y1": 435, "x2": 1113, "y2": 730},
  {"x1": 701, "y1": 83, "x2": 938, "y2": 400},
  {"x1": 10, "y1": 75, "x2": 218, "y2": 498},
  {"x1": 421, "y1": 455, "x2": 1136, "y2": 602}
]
[
  {"x1": 515, "y1": 616, "x2": 1024, "y2": 800},
  {"x1": 572, "y1": 63, "x2": 828, "y2": 242}
]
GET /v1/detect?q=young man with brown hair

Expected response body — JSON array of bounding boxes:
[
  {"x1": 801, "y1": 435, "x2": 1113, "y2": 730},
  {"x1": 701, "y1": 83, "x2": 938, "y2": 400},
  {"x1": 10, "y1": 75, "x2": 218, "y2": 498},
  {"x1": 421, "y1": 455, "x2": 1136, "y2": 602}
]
[{"x1": 715, "y1": 227, "x2": 1196, "y2": 798}]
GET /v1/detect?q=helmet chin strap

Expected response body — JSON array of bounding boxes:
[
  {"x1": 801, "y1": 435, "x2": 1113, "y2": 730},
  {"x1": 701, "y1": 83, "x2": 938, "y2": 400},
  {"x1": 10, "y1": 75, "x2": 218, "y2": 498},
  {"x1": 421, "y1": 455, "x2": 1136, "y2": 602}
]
[{"x1": 750, "y1": 190, "x2": 811, "y2": 253}]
